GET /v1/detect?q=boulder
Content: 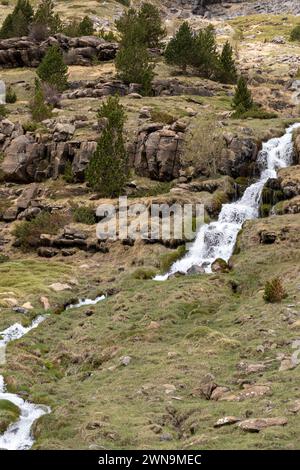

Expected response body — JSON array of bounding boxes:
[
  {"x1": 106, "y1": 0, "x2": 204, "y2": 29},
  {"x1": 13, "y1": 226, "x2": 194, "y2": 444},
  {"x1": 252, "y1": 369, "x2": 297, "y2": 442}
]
[{"x1": 238, "y1": 417, "x2": 288, "y2": 433}]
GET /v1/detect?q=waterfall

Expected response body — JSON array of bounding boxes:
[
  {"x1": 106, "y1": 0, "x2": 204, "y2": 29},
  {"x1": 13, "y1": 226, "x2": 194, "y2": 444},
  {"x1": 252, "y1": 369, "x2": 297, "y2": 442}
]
[{"x1": 155, "y1": 123, "x2": 300, "y2": 281}]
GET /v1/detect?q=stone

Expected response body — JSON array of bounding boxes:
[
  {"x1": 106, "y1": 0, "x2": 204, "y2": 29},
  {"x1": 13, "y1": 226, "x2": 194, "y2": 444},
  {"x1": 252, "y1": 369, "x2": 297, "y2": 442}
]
[
  {"x1": 159, "y1": 433, "x2": 173, "y2": 442},
  {"x1": 187, "y1": 265, "x2": 205, "y2": 275},
  {"x1": 37, "y1": 247, "x2": 58, "y2": 258},
  {"x1": 2, "y1": 206, "x2": 19, "y2": 222},
  {"x1": 40, "y1": 296, "x2": 50, "y2": 310},
  {"x1": 147, "y1": 321, "x2": 160, "y2": 330},
  {"x1": 49, "y1": 282, "x2": 72, "y2": 292},
  {"x1": 53, "y1": 122, "x2": 75, "y2": 142},
  {"x1": 217, "y1": 384, "x2": 272, "y2": 402},
  {"x1": 288, "y1": 400, "x2": 300, "y2": 414},
  {"x1": 214, "y1": 416, "x2": 241, "y2": 428},
  {"x1": 211, "y1": 258, "x2": 230, "y2": 273},
  {"x1": 22, "y1": 302, "x2": 34, "y2": 310},
  {"x1": 238, "y1": 417, "x2": 288, "y2": 433},
  {"x1": 16, "y1": 184, "x2": 38, "y2": 210},
  {"x1": 120, "y1": 356, "x2": 131, "y2": 366}
]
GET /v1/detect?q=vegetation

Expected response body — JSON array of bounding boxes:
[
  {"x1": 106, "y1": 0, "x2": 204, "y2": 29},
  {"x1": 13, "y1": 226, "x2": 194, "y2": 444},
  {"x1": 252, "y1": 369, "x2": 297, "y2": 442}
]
[
  {"x1": 115, "y1": 4, "x2": 157, "y2": 95},
  {"x1": 13, "y1": 211, "x2": 68, "y2": 250},
  {"x1": 264, "y1": 277, "x2": 287, "y2": 303},
  {"x1": 30, "y1": 78, "x2": 52, "y2": 122},
  {"x1": 86, "y1": 95, "x2": 128, "y2": 196},
  {"x1": 5, "y1": 85, "x2": 17, "y2": 103},
  {"x1": 63, "y1": 16, "x2": 94, "y2": 37},
  {"x1": 0, "y1": 104, "x2": 8, "y2": 118},
  {"x1": 0, "y1": 400, "x2": 20, "y2": 433},
  {"x1": 0, "y1": 0, "x2": 33, "y2": 38},
  {"x1": 37, "y1": 45, "x2": 68, "y2": 92},
  {"x1": 31, "y1": 0, "x2": 62, "y2": 39},
  {"x1": 290, "y1": 24, "x2": 300, "y2": 41},
  {"x1": 72, "y1": 205, "x2": 96, "y2": 225},
  {"x1": 218, "y1": 41, "x2": 237, "y2": 84},
  {"x1": 165, "y1": 22, "x2": 195, "y2": 74},
  {"x1": 232, "y1": 76, "x2": 254, "y2": 116}
]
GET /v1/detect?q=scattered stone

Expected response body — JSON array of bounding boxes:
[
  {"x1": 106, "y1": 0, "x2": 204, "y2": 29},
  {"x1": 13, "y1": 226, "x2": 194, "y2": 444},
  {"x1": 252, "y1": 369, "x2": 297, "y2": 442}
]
[
  {"x1": 238, "y1": 417, "x2": 288, "y2": 433},
  {"x1": 37, "y1": 247, "x2": 58, "y2": 258},
  {"x1": 120, "y1": 356, "x2": 131, "y2": 366},
  {"x1": 13, "y1": 306, "x2": 28, "y2": 314},
  {"x1": 215, "y1": 384, "x2": 272, "y2": 402},
  {"x1": 187, "y1": 265, "x2": 205, "y2": 275},
  {"x1": 49, "y1": 282, "x2": 72, "y2": 292},
  {"x1": 214, "y1": 416, "x2": 241, "y2": 428},
  {"x1": 40, "y1": 296, "x2": 50, "y2": 310},
  {"x1": 22, "y1": 302, "x2": 33, "y2": 310},
  {"x1": 288, "y1": 400, "x2": 300, "y2": 414},
  {"x1": 85, "y1": 309, "x2": 95, "y2": 317},
  {"x1": 159, "y1": 433, "x2": 173, "y2": 442},
  {"x1": 147, "y1": 321, "x2": 160, "y2": 330},
  {"x1": 163, "y1": 384, "x2": 176, "y2": 394}
]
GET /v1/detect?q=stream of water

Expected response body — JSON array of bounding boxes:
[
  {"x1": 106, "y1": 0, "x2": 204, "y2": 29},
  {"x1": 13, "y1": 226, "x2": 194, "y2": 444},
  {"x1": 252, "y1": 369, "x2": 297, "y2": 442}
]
[
  {"x1": 0, "y1": 316, "x2": 50, "y2": 450},
  {"x1": 155, "y1": 123, "x2": 300, "y2": 280}
]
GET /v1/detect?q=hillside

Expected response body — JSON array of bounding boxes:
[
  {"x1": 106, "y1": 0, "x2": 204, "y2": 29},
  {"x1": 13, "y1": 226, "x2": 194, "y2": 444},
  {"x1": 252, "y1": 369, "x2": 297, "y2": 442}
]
[{"x1": 0, "y1": 0, "x2": 300, "y2": 452}]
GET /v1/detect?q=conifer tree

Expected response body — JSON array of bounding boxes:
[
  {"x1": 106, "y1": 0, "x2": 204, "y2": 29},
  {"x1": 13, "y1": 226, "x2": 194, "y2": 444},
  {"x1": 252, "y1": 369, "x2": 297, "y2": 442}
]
[
  {"x1": 32, "y1": 0, "x2": 62, "y2": 36},
  {"x1": 138, "y1": 2, "x2": 166, "y2": 48},
  {"x1": 78, "y1": 16, "x2": 94, "y2": 36},
  {"x1": 218, "y1": 41, "x2": 237, "y2": 84},
  {"x1": 165, "y1": 22, "x2": 195, "y2": 73},
  {"x1": 86, "y1": 96, "x2": 128, "y2": 197},
  {"x1": 232, "y1": 76, "x2": 253, "y2": 114},
  {"x1": 0, "y1": 0, "x2": 33, "y2": 38},
  {"x1": 192, "y1": 25, "x2": 219, "y2": 78},
  {"x1": 30, "y1": 78, "x2": 52, "y2": 122},
  {"x1": 37, "y1": 45, "x2": 68, "y2": 92},
  {"x1": 115, "y1": 12, "x2": 154, "y2": 95}
]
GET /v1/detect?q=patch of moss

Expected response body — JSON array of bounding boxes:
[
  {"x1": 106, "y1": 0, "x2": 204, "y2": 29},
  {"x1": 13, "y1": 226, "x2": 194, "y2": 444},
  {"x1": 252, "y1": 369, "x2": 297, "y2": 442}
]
[{"x1": 0, "y1": 399, "x2": 20, "y2": 433}]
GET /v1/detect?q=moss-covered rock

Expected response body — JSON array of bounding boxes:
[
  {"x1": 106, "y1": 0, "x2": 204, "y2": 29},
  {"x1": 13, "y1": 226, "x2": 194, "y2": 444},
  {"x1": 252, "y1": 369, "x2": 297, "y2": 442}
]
[{"x1": 0, "y1": 399, "x2": 20, "y2": 433}]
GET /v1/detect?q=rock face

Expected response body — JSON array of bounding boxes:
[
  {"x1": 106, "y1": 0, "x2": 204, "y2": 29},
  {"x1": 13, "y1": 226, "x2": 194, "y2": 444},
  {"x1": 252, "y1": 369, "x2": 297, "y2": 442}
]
[
  {"x1": 128, "y1": 122, "x2": 185, "y2": 181},
  {"x1": 0, "y1": 118, "x2": 97, "y2": 183},
  {"x1": 0, "y1": 34, "x2": 118, "y2": 68}
]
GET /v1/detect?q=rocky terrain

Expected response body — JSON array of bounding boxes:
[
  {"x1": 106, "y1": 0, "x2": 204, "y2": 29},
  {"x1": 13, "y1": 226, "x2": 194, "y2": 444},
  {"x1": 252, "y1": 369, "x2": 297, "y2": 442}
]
[{"x1": 0, "y1": 0, "x2": 300, "y2": 451}]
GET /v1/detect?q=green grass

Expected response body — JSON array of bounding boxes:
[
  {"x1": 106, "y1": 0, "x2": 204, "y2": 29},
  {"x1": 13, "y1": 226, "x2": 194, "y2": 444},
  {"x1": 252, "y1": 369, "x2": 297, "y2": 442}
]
[{"x1": 0, "y1": 399, "x2": 20, "y2": 433}]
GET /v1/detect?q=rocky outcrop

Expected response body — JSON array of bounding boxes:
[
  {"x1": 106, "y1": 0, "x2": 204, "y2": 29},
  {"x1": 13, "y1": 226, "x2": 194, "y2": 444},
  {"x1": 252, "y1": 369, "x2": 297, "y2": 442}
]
[
  {"x1": 0, "y1": 34, "x2": 118, "y2": 68},
  {"x1": 128, "y1": 122, "x2": 185, "y2": 181},
  {"x1": 0, "y1": 119, "x2": 97, "y2": 183}
]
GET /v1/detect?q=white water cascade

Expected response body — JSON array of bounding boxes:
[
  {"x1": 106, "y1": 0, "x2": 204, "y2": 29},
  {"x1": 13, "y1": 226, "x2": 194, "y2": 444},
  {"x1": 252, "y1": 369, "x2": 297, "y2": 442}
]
[
  {"x1": 155, "y1": 123, "x2": 300, "y2": 281},
  {"x1": 0, "y1": 316, "x2": 50, "y2": 450}
]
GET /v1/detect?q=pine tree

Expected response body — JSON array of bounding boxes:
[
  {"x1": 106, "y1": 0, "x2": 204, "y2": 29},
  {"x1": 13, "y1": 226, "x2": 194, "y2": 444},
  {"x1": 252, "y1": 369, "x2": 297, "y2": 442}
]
[
  {"x1": 0, "y1": 0, "x2": 33, "y2": 38},
  {"x1": 115, "y1": 14, "x2": 154, "y2": 95},
  {"x1": 192, "y1": 25, "x2": 219, "y2": 78},
  {"x1": 138, "y1": 2, "x2": 166, "y2": 48},
  {"x1": 78, "y1": 16, "x2": 94, "y2": 36},
  {"x1": 165, "y1": 22, "x2": 195, "y2": 73},
  {"x1": 32, "y1": 0, "x2": 62, "y2": 36},
  {"x1": 30, "y1": 78, "x2": 52, "y2": 122},
  {"x1": 37, "y1": 45, "x2": 68, "y2": 92},
  {"x1": 232, "y1": 76, "x2": 253, "y2": 114},
  {"x1": 218, "y1": 41, "x2": 237, "y2": 84},
  {"x1": 85, "y1": 96, "x2": 128, "y2": 197}
]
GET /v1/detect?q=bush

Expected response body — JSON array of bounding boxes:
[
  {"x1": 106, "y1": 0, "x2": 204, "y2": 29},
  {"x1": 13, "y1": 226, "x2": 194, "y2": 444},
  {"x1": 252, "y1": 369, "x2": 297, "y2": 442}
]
[
  {"x1": 72, "y1": 206, "x2": 96, "y2": 225},
  {"x1": 86, "y1": 95, "x2": 129, "y2": 196},
  {"x1": 150, "y1": 109, "x2": 176, "y2": 125},
  {"x1": 290, "y1": 25, "x2": 300, "y2": 41},
  {"x1": 62, "y1": 160, "x2": 74, "y2": 183},
  {"x1": 63, "y1": 16, "x2": 94, "y2": 37},
  {"x1": 13, "y1": 211, "x2": 68, "y2": 250},
  {"x1": 22, "y1": 120, "x2": 38, "y2": 132},
  {"x1": 160, "y1": 245, "x2": 186, "y2": 273},
  {"x1": 31, "y1": 0, "x2": 62, "y2": 39},
  {"x1": 5, "y1": 86, "x2": 17, "y2": 104},
  {"x1": 0, "y1": 254, "x2": 9, "y2": 264},
  {"x1": 263, "y1": 277, "x2": 287, "y2": 303},
  {"x1": 0, "y1": 104, "x2": 8, "y2": 118},
  {"x1": 132, "y1": 268, "x2": 157, "y2": 280}
]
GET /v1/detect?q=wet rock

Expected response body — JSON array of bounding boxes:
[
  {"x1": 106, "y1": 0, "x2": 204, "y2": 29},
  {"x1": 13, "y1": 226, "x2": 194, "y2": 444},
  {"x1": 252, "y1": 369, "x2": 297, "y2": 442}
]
[
  {"x1": 187, "y1": 265, "x2": 205, "y2": 275},
  {"x1": 238, "y1": 417, "x2": 288, "y2": 433},
  {"x1": 211, "y1": 258, "x2": 230, "y2": 273}
]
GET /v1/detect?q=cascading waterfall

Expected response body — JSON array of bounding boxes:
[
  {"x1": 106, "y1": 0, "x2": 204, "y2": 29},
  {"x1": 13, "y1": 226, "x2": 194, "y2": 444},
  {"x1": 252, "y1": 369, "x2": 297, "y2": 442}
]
[
  {"x1": 0, "y1": 316, "x2": 50, "y2": 450},
  {"x1": 155, "y1": 123, "x2": 300, "y2": 281}
]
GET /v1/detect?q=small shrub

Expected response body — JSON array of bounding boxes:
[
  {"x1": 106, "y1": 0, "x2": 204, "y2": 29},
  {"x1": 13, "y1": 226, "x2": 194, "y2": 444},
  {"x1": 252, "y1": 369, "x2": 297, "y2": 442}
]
[
  {"x1": 72, "y1": 206, "x2": 96, "y2": 225},
  {"x1": 5, "y1": 86, "x2": 17, "y2": 103},
  {"x1": 160, "y1": 245, "x2": 186, "y2": 273},
  {"x1": 22, "y1": 120, "x2": 38, "y2": 132},
  {"x1": 132, "y1": 267, "x2": 157, "y2": 280},
  {"x1": 0, "y1": 104, "x2": 8, "y2": 118},
  {"x1": 0, "y1": 254, "x2": 9, "y2": 264},
  {"x1": 13, "y1": 211, "x2": 68, "y2": 250},
  {"x1": 63, "y1": 160, "x2": 74, "y2": 183},
  {"x1": 263, "y1": 277, "x2": 287, "y2": 303},
  {"x1": 290, "y1": 25, "x2": 300, "y2": 42},
  {"x1": 150, "y1": 109, "x2": 176, "y2": 125}
]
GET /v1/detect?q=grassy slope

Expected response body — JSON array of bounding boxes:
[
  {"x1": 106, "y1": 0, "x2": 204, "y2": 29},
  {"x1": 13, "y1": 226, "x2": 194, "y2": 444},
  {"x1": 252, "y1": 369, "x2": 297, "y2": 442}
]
[{"x1": 1, "y1": 214, "x2": 299, "y2": 450}]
